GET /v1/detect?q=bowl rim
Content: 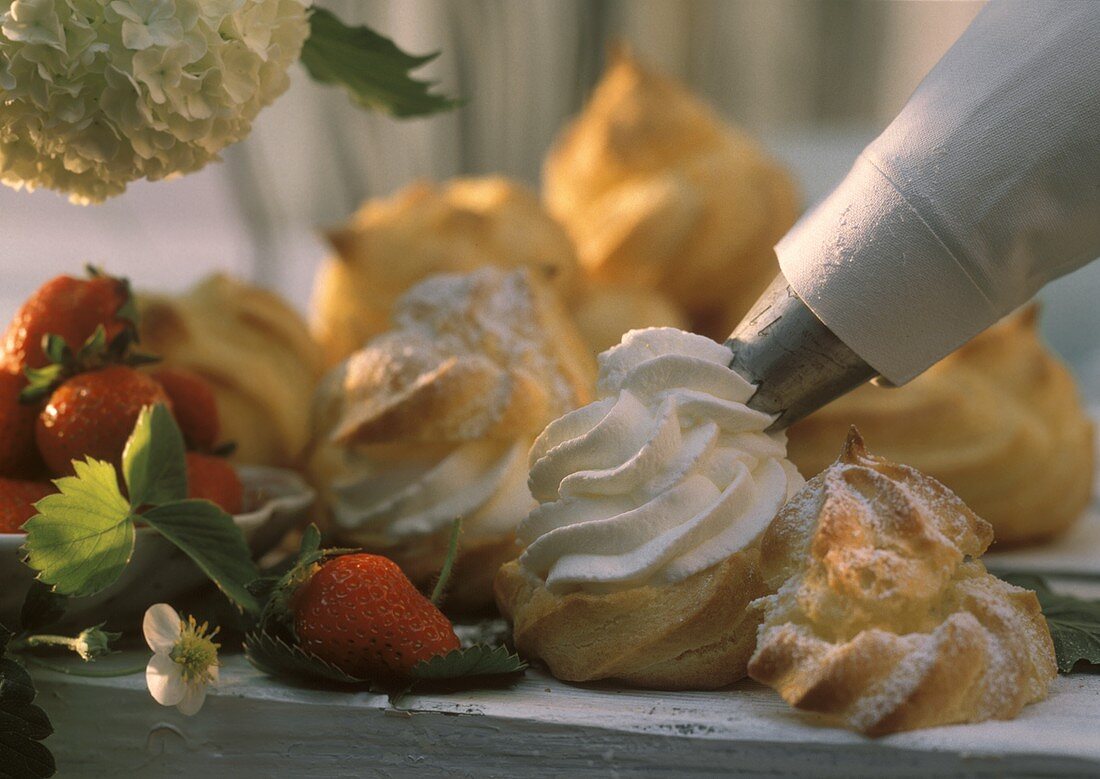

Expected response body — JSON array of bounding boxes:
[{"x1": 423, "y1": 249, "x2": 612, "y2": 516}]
[{"x1": 0, "y1": 464, "x2": 315, "y2": 546}]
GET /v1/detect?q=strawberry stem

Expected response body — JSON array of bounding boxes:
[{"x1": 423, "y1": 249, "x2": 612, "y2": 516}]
[{"x1": 430, "y1": 518, "x2": 462, "y2": 607}]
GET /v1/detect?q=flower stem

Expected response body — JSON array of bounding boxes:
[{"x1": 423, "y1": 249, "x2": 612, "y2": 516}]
[
  {"x1": 431, "y1": 518, "x2": 462, "y2": 607},
  {"x1": 23, "y1": 634, "x2": 80, "y2": 652}
]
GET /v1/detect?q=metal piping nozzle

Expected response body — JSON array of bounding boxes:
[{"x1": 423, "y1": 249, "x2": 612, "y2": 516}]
[{"x1": 726, "y1": 273, "x2": 877, "y2": 431}]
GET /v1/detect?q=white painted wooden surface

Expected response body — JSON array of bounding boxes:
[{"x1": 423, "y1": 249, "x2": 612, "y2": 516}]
[
  {"x1": 26, "y1": 421, "x2": 1100, "y2": 777},
  {"x1": 30, "y1": 649, "x2": 1100, "y2": 777}
]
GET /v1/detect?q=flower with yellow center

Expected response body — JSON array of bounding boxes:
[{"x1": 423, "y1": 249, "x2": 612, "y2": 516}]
[{"x1": 143, "y1": 603, "x2": 220, "y2": 716}]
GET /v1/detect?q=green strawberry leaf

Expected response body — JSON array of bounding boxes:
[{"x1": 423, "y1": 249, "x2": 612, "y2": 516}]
[
  {"x1": 41, "y1": 335, "x2": 71, "y2": 367},
  {"x1": 75, "y1": 326, "x2": 107, "y2": 365},
  {"x1": 19, "y1": 582, "x2": 67, "y2": 634},
  {"x1": 297, "y1": 524, "x2": 322, "y2": 562},
  {"x1": 122, "y1": 404, "x2": 187, "y2": 509},
  {"x1": 19, "y1": 363, "x2": 65, "y2": 404},
  {"x1": 0, "y1": 656, "x2": 56, "y2": 778},
  {"x1": 301, "y1": 8, "x2": 460, "y2": 118},
  {"x1": 22, "y1": 459, "x2": 135, "y2": 598},
  {"x1": 243, "y1": 630, "x2": 369, "y2": 685},
  {"x1": 409, "y1": 645, "x2": 527, "y2": 681},
  {"x1": 142, "y1": 501, "x2": 260, "y2": 614},
  {"x1": 120, "y1": 351, "x2": 161, "y2": 368},
  {"x1": 1000, "y1": 573, "x2": 1100, "y2": 673}
]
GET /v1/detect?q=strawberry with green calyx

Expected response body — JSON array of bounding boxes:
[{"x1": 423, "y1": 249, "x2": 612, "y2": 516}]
[
  {"x1": 36, "y1": 366, "x2": 172, "y2": 476},
  {"x1": 19, "y1": 323, "x2": 161, "y2": 406},
  {"x1": 151, "y1": 368, "x2": 220, "y2": 451},
  {"x1": 295, "y1": 553, "x2": 461, "y2": 678},
  {"x1": 0, "y1": 478, "x2": 55, "y2": 533},
  {"x1": 186, "y1": 452, "x2": 243, "y2": 515},
  {"x1": 244, "y1": 521, "x2": 527, "y2": 687},
  {"x1": 3, "y1": 267, "x2": 138, "y2": 374}
]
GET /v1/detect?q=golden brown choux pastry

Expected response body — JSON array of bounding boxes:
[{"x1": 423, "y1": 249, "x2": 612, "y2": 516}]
[
  {"x1": 311, "y1": 267, "x2": 594, "y2": 613},
  {"x1": 543, "y1": 49, "x2": 799, "y2": 339},
  {"x1": 311, "y1": 176, "x2": 580, "y2": 367},
  {"x1": 572, "y1": 283, "x2": 689, "y2": 355},
  {"x1": 749, "y1": 429, "x2": 1057, "y2": 736},
  {"x1": 786, "y1": 307, "x2": 1095, "y2": 547},
  {"x1": 138, "y1": 274, "x2": 321, "y2": 467},
  {"x1": 495, "y1": 327, "x2": 804, "y2": 688}
]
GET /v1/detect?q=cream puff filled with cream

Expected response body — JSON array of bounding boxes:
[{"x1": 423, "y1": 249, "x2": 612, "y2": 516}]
[
  {"x1": 312, "y1": 267, "x2": 594, "y2": 613},
  {"x1": 495, "y1": 327, "x2": 803, "y2": 688}
]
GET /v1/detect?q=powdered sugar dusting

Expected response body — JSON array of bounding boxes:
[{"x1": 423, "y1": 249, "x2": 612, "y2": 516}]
[
  {"x1": 750, "y1": 429, "x2": 1057, "y2": 734},
  {"x1": 397, "y1": 268, "x2": 580, "y2": 426}
]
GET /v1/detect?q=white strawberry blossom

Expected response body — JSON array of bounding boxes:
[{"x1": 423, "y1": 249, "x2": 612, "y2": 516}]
[
  {"x1": 144, "y1": 603, "x2": 220, "y2": 716},
  {"x1": 0, "y1": 0, "x2": 310, "y2": 204}
]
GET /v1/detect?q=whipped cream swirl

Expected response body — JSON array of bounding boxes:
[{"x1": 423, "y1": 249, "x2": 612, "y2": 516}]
[{"x1": 518, "y1": 328, "x2": 804, "y2": 594}]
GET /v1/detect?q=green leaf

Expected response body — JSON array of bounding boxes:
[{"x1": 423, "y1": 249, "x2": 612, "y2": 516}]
[
  {"x1": 243, "y1": 630, "x2": 368, "y2": 685},
  {"x1": 22, "y1": 460, "x2": 134, "y2": 598},
  {"x1": 19, "y1": 364, "x2": 65, "y2": 404},
  {"x1": 142, "y1": 501, "x2": 260, "y2": 614},
  {"x1": 301, "y1": 8, "x2": 460, "y2": 118},
  {"x1": 19, "y1": 582, "x2": 67, "y2": 634},
  {"x1": 1000, "y1": 573, "x2": 1100, "y2": 673},
  {"x1": 298, "y1": 524, "x2": 322, "y2": 561},
  {"x1": 0, "y1": 657, "x2": 56, "y2": 778},
  {"x1": 121, "y1": 404, "x2": 187, "y2": 509},
  {"x1": 40, "y1": 336, "x2": 70, "y2": 367},
  {"x1": 75, "y1": 326, "x2": 107, "y2": 365},
  {"x1": 410, "y1": 645, "x2": 527, "y2": 681}
]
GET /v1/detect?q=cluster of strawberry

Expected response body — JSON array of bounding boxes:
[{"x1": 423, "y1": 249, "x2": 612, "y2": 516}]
[{"x1": 0, "y1": 271, "x2": 242, "y2": 532}]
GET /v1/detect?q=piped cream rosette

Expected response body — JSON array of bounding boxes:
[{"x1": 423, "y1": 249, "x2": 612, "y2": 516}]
[
  {"x1": 496, "y1": 328, "x2": 803, "y2": 688},
  {"x1": 311, "y1": 267, "x2": 594, "y2": 612}
]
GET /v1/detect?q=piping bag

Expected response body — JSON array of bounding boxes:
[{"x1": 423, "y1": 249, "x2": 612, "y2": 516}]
[{"x1": 728, "y1": 0, "x2": 1100, "y2": 430}]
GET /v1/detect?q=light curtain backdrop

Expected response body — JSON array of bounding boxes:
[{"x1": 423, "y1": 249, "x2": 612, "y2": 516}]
[{"x1": 1, "y1": 0, "x2": 1098, "y2": 396}]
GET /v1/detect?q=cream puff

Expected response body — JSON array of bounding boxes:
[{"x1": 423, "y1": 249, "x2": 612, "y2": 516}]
[
  {"x1": 786, "y1": 306, "x2": 1095, "y2": 547},
  {"x1": 749, "y1": 429, "x2": 1057, "y2": 735},
  {"x1": 543, "y1": 49, "x2": 800, "y2": 340},
  {"x1": 311, "y1": 176, "x2": 581, "y2": 367},
  {"x1": 495, "y1": 327, "x2": 803, "y2": 688},
  {"x1": 138, "y1": 274, "x2": 322, "y2": 468},
  {"x1": 311, "y1": 267, "x2": 595, "y2": 612}
]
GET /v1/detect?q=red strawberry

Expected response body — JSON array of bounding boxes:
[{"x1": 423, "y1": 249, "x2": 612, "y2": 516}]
[
  {"x1": 0, "y1": 370, "x2": 44, "y2": 478},
  {"x1": 186, "y1": 452, "x2": 243, "y2": 514},
  {"x1": 294, "y1": 554, "x2": 460, "y2": 677},
  {"x1": 36, "y1": 366, "x2": 172, "y2": 475},
  {"x1": 3, "y1": 274, "x2": 131, "y2": 371},
  {"x1": 0, "y1": 478, "x2": 55, "y2": 533},
  {"x1": 152, "y1": 368, "x2": 220, "y2": 451}
]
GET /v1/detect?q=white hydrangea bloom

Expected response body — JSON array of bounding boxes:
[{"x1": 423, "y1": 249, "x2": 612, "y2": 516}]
[{"x1": 0, "y1": 0, "x2": 309, "y2": 203}]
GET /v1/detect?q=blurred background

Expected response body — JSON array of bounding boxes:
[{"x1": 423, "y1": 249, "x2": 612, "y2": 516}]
[{"x1": 1, "y1": 0, "x2": 1098, "y2": 399}]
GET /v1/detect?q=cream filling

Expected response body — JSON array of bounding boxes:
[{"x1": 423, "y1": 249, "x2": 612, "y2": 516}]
[
  {"x1": 332, "y1": 439, "x2": 534, "y2": 542},
  {"x1": 518, "y1": 327, "x2": 804, "y2": 594}
]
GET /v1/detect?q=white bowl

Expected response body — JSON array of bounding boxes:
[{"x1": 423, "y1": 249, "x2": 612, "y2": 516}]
[{"x1": 0, "y1": 466, "x2": 315, "y2": 628}]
